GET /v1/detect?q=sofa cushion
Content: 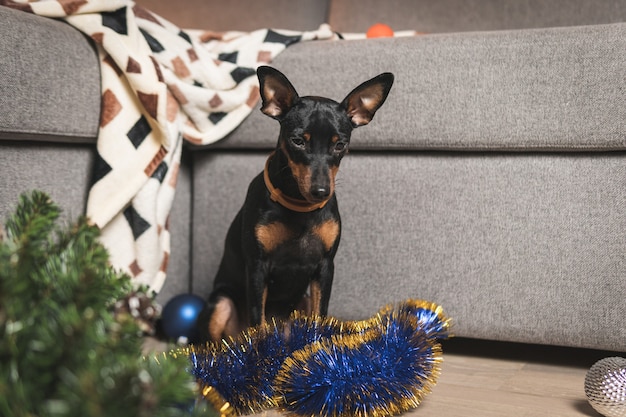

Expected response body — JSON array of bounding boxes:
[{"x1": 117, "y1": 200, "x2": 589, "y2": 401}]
[
  {"x1": 0, "y1": 142, "x2": 94, "y2": 221},
  {"x1": 191, "y1": 150, "x2": 626, "y2": 351},
  {"x1": 0, "y1": 7, "x2": 100, "y2": 144},
  {"x1": 211, "y1": 22, "x2": 626, "y2": 152}
]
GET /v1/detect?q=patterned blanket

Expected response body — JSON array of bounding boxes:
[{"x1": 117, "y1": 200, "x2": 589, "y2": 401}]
[
  {"x1": 4, "y1": 0, "x2": 417, "y2": 294},
  {"x1": 3, "y1": 0, "x2": 337, "y2": 293}
]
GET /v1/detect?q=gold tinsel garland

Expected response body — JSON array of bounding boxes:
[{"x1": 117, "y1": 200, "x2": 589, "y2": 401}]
[{"x1": 173, "y1": 299, "x2": 451, "y2": 417}]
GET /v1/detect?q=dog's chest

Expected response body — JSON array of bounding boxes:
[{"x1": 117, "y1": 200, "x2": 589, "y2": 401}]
[{"x1": 254, "y1": 219, "x2": 339, "y2": 262}]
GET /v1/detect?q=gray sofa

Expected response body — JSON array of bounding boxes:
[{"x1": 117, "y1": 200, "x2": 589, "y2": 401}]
[{"x1": 1, "y1": 0, "x2": 625, "y2": 352}]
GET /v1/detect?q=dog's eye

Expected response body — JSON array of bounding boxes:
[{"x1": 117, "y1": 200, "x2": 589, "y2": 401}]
[
  {"x1": 334, "y1": 142, "x2": 347, "y2": 152},
  {"x1": 291, "y1": 137, "x2": 306, "y2": 148}
]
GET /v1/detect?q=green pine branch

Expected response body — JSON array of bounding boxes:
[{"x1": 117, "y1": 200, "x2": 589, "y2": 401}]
[{"x1": 0, "y1": 191, "x2": 214, "y2": 417}]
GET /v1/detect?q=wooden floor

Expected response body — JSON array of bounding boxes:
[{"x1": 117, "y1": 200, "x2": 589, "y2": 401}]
[
  {"x1": 144, "y1": 337, "x2": 621, "y2": 417},
  {"x1": 407, "y1": 338, "x2": 611, "y2": 417},
  {"x1": 248, "y1": 338, "x2": 621, "y2": 417}
]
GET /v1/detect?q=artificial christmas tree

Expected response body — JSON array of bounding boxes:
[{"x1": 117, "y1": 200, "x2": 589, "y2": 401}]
[{"x1": 0, "y1": 191, "x2": 213, "y2": 417}]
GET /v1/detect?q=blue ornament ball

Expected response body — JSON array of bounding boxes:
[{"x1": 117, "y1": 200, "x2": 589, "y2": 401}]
[{"x1": 161, "y1": 293, "x2": 205, "y2": 343}]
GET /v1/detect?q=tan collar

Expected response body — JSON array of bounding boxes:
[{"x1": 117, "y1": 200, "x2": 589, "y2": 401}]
[{"x1": 263, "y1": 151, "x2": 330, "y2": 212}]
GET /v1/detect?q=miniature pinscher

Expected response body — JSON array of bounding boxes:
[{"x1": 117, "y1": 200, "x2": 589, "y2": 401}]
[{"x1": 198, "y1": 66, "x2": 394, "y2": 341}]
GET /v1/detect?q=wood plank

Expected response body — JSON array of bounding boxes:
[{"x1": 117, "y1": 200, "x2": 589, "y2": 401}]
[
  {"x1": 435, "y1": 354, "x2": 526, "y2": 390},
  {"x1": 411, "y1": 367, "x2": 594, "y2": 417},
  {"x1": 502, "y1": 363, "x2": 588, "y2": 400}
]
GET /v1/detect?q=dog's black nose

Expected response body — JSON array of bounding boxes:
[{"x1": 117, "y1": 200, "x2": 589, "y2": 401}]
[{"x1": 311, "y1": 186, "x2": 330, "y2": 199}]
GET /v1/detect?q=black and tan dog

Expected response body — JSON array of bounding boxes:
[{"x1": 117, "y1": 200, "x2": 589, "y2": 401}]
[{"x1": 198, "y1": 66, "x2": 394, "y2": 341}]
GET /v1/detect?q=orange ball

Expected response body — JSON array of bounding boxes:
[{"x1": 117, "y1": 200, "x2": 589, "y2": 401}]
[{"x1": 366, "y1": 23, "x2": 394, "y2": 38}]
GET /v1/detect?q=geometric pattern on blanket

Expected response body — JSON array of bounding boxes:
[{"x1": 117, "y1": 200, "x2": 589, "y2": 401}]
[{"x1": 3, "y1": 0, "x2": 336, "y2": 294}]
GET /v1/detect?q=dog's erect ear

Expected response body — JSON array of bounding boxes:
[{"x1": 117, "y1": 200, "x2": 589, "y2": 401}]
[
  {"x1": 341, "y1": 73, "x2": 394, "y2": 127},
  {"x1": 257, "y1": 66, "x2": 300, "y2": 120}
]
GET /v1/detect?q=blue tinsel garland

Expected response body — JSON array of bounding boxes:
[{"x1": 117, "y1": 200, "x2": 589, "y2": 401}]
[{"x1": 182, "y1": 299, "x2": 451, "y2": 417}]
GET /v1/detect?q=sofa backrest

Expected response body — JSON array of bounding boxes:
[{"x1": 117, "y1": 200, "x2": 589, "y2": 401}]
[{"x1": 0, "y1": 6, "x2": 100, "y2": 144}]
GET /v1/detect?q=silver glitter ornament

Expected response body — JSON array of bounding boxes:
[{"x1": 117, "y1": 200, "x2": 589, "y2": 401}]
[{"x1": 585, "y1": 357, "x2": 626, "y2": 417}]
